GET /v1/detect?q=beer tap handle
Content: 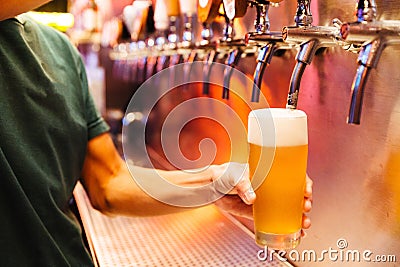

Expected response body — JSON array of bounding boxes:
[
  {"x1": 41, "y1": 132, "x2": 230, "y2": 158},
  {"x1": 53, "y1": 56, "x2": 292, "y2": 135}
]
[
  {"x1": 356, "y1": 0, "x2": 377, "y2": 23},
  {"x1": 154, "y1": 0, "x2": 170, "y2": 75},
  {"x1": 198, "y1": 0, "x2": 222, "y2": 26},
  {"x1": 154, "y1": 0, "x2": 169, "y2": 44},
  {"x1": 221, "y1": 0, "x2": 248, "y2": 41},
  {"x1": 294, "y1": 0, "x2": 313, "y2": 27},
  {"x1": 222, "y1": 0, "x2": 248, "y2": 22},
  {"x1": 222, "y1": 48, "x2": 243, "y2": 99}
]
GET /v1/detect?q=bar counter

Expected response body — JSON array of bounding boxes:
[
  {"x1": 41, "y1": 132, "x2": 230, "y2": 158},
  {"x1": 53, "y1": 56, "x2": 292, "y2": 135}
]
[{"x1": 73, "y1": 182, "x2": 292, "y2": 267}]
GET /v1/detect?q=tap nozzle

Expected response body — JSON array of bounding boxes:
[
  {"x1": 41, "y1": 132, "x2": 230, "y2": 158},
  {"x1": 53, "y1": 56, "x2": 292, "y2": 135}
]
[
  {"x1": 222, "y1": 48, "x2": 243, "y2": 99},
  {"x1": 251, "y1": 42, "x2": 276, "y2": 102},
  {"x1": 202, "y1": 49, "x2": 219, "y2": 95}
]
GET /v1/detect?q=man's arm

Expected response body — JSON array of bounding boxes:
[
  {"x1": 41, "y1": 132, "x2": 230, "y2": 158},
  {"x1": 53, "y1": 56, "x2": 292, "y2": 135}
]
[
  {"x1": 80, "y1": 132, "x2": 255, "y2": 217},
  {"x1": 0, "y1": 0, "x2": 51, "y2": 20}
]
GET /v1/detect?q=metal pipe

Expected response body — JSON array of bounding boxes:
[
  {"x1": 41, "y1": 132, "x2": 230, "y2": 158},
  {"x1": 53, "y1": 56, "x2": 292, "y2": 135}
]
[
  {"x1": 220, "y1": 0, "x2": 249, "y2": 99},
  {"x1": 251, "y1": 42, "x2": 276, "y2": 102},
  {"x1": 222, "y1": 48, "x2": 243, "y2": 99},
  {"x1": 347, "y1": 64, "x2": 371, "y2": 124},
  {"x1": 287, "y1": 61, "x2": 307, "y2": 109},
  {"x1": 202, "y1": 49, "x2": 219, "y2": 95}
]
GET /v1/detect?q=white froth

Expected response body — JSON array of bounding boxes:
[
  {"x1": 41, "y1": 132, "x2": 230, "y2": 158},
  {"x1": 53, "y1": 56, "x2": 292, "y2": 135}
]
[{"x1": 248, "y1": 108, "x2": 308, "y2": 147}]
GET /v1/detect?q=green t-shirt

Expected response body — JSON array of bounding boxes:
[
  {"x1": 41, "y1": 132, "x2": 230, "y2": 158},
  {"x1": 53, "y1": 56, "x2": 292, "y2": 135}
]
[{"x1": 0, "y1": 14, "x2": 110, "y2": 266}]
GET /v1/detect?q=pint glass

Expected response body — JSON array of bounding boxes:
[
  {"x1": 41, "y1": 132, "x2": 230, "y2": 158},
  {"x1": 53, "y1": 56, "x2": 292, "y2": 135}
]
[{"x1": 248, "y1": 108, "x2": 308, "y2": 250}]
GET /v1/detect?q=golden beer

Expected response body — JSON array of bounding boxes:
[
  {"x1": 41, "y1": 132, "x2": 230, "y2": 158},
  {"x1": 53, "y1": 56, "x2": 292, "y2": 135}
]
[{"x1": 248, "y1": 108, "x2": 308, "y2": 250}]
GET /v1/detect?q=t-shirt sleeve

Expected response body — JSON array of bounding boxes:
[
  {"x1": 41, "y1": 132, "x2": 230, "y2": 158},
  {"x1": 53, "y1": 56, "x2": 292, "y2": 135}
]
[
  {"x1": 86, "y1": 95, "x2": 110, "y2": 140},
  {"x1": 78, "y1": 56, "x2": 110, "y2": 140}
]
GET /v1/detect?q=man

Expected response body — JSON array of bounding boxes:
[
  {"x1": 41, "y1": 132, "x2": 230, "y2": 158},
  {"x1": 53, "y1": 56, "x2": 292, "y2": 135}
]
[{"x1": 0, "y1": 1, "x2": 312, "y2": 266}]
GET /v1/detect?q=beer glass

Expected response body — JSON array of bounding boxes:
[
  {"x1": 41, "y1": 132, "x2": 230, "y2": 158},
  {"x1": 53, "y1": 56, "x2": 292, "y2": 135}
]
[{"x1": 248, "y1": 108, "x2": 308, "y2": 250}]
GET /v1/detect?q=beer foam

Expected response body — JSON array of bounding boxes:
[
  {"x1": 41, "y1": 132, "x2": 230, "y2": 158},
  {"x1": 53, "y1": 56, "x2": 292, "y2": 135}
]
[{"x1": 248, "y1": 108, "x2": 308, "y2": 147}]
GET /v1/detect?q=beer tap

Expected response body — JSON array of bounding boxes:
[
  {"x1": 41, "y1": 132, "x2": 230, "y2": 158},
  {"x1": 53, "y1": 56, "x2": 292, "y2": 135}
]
[
  {"x1": 179, "y1": 0, "x2": 197, "y2": 48},
  {"x1": 165, "y1": 0, "x2": 180, "y2": 50},
  {"x1": 220, "y1": 0, "x2": 250, "y2": 99},
  {"x1": 178, "y1": 0, "x2": 198, "y2": 84},
  {"x1": 164, "y1": 0, "x2": 183, "y2": 88},
  {"x1": 154, "y1": 0, "x2": 170, "y2": 74},
  {"x1": 245, "y1": 0, "x2": 293, "y2": 102},
  {"x1": 340, "y1": 0, "x2": 400, "y2": 124},
  {"x1": 120, "y1": 1, "x2": 152, "y2": 84},
  {"x1": 197, "y1": 0, "x2": 222, "y2": 95},
  {"x1": 144, "y1": 4, "x2": 157, "y2": 80},
  {"x1": 282, "y1": 0, "x2": 344, "y2": 109}
]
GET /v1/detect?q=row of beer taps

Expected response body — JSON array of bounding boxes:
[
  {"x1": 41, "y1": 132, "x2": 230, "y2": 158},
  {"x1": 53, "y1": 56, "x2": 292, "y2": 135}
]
[{"x1": 111, "y1": 0, "x2": 400, "y2": 125}]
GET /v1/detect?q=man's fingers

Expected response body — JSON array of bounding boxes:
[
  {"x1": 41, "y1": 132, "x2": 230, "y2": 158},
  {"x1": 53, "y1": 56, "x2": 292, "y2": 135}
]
[
  {"x1": 302, "y1": 214, "x2": 311, "y2": 229},
  {"x1": 304, "y1": 197, "x2": 312, "y2": 213},
  {"x1": 305, "y1": 175, "x2": 313, "y2": 198},
  {"x1": 236, "y1": 178, "x2": 256, "y2": 205}
]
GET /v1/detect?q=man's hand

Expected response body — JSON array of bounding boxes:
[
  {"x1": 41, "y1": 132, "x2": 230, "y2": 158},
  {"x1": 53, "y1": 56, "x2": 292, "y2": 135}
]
[
  {"x1": 210, "y1": 163, "x2": 256, "y2": 205},
  {"x1": 213, "y1": 164, "x2": 313, "y2": 233}
]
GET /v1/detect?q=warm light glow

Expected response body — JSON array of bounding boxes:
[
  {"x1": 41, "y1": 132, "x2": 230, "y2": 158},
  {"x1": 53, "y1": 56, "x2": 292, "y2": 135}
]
[{"x1": 27, "y1": 11, "x2": 74, "y2": 32}]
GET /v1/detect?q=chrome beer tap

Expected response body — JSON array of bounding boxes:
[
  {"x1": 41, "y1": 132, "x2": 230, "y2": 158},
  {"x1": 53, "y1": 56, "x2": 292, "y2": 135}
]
[
  {"x1": 196, "y1": 0, "x2": 222, "y2": 95},
  {"x1": 165, "y1": 0, "x2": 181, "y2": 65},
  {"x1": 163, "y1": 0, "x2": 183, "y2": 89},
  {"x1": 340, "y1": 0, "x2": 400, "y2": 124},
  {"x1": 245, "y1": 0, "x2": 294, "y2": 102},
  {"x1": 144, "y1": 4, "x2": 158, "y2": 80},
  {"x1": 154, "y1": 0, "x2": 171, "y2": 74},
  {"x1": 219, "y1": 0, "x2": 252, "y2": 99},
  {"x1": 118, "y1": 1, "x2": 151, "y2": 83},
  {"x1": 178, "y1": 0, "x2": 198, "y2": 85},
  {"x1": 282, "y1": 0, "x2": 344, "y2": 109}
]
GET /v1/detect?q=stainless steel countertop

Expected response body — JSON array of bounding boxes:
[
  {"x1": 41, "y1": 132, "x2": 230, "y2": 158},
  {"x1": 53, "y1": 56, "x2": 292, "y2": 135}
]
[{"x1": 73, "y1": 182, "x2": 292, "y2": 267}]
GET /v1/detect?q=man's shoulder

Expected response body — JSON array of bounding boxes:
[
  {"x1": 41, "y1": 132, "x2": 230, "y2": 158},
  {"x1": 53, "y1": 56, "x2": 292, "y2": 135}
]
[{"x1": 17, "y1": 13, "x2": 75, "y2": 51}]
